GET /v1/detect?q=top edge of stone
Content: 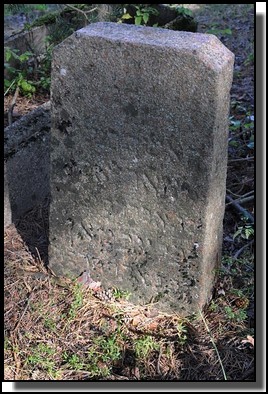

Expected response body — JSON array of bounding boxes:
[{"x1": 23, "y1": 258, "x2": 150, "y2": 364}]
[{"x1": 73, "y1": 22, "x2": 234, "y2": 67}]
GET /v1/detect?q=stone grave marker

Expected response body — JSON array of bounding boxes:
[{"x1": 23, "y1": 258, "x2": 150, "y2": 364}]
[{"x1": 49, "y1": 22, "x2": 234, "y2": 315}]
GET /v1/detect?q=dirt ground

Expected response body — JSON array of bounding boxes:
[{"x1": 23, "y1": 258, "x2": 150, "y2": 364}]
[{"x1": 4, "y1": 4, "x2": 255, "y2": 381}]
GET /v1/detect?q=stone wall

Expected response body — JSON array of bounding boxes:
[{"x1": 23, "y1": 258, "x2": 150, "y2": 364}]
[{"x1": 49, "y1": 23, "x2": 234, "y2": 315}]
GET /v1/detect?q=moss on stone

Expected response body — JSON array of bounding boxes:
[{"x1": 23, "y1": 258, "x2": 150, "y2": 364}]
[{"x1": 29, "y1": 11, "x2": 59, "y2": 28}]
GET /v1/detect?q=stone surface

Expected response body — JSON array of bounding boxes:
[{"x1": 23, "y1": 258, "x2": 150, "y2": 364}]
[
  {"x1": 4, "y1": 102, "x2": 51, "y2": 226},
  {"x1": 4, "y1": 163, "x2": 12, "y2": 228},
  {"x1": 49, "y1": 22, "x2": 234, "y2": 315}
]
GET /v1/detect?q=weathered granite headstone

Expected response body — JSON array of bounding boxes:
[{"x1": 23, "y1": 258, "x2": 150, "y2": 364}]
[{"x1": 49, "y1": 22, "x2": 234, "y2": 315}]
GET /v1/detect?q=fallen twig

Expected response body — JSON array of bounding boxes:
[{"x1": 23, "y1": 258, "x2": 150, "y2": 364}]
[
  {"x1": 13, "y1": 291, "x2": 33, "y2": 332},
  {"x1": 226, "y1": 195, "x2": 254, "y2": 223},
  {"x1": 226, "y1": 189, "x2": 254, "y2": 199},
  {"x1": 226, "y1": 195, "x2": 254, "y2": 206},
  {"x1": 4, "y1": 80, "x2": 16, "y2": 97},
  {"x1": 198, "y1": 308, "x2": 227, "y2": 381},
  {"x1": 233, "y1": 240, "x2": 254, "y2": 259},
  {"x1": 228, "y1": 156, "x2": 254, "y2": 163},
  {"x1": 64, "y1": 4, "x2": 98, "y2": 25}
]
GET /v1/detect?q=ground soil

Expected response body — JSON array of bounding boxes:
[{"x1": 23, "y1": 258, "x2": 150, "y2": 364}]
[{"x1": 4, "y1": 4, "x2": 255, "y2": 382}]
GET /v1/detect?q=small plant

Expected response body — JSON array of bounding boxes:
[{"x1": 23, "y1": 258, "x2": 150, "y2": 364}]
[
  {"x1": 26, "y1": 343, "x2": 59, "y2": 378},
  {"x1": 134, "y1": 335, "x2": 159, "y2": 359},
  {"x1": 68, "y1": 283, "x2": 84, "y2": 319},
  {"x1": 63, "y1": 352, "x2": 85, "y2": 370},
  {"x1": 120, "y1": 5, "x2": 159, "y2": 26},
  {"x1": 176, "y1": 321, "x2": 188, "y2": 345},
  {"x1": 43, "y1": 316, "x2": 57, "y2": 332},
  {"x1": 174, "y1": 5, "x2": 193, "y2": 17},
  {"x1": 224, "y1": 306, "x2": 247, "y2": 322},
  {"x1": 112, "y1": 287, "x2": 131, "y2": 300},
  {"x1": 209, "y1": 299, "x2": 219, "y2": 312},
  {"x1": 93, "y1": 334, "x2": 122, "y2": 363},
  {"x1": 206, "y1": 24, "x2": 232, "y2": 36},
  {"x1": 86, "y1": 333, "x2": 122, "y2": 378},
  {"x1": 4, "y1": 47, "x2": 36, "y2": 97},
  {"x1": 233, "y1": 224, "x2": 254, "y2": 241},
  {"x1": 244, "y1": 52, "x2": 254, "y2": 66}
]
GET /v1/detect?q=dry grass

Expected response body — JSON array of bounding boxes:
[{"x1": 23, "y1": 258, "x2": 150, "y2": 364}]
[{"x1": 4, "y1": 210, "x2": 254, "y2": 381}]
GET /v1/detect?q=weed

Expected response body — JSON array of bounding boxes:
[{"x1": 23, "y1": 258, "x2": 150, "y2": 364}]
[
  {"x1": 86, "y1": 332, "x2": 122, "y2": 378},
  {"x1": 173, "y1": 5, "x2": 193, "y2": 17},
  {"x1": 63, "y1": 352, "x2": 85, "y2": 370},
  {"x1": 244, "y1": 52, "x2": 254, "y2": 66},
  {"x1": 206, "y1": 24, "x2": 232, "y2": 36},
  {"x1": 120, "y1": 5, "x2": 159, "y2": 26},
  {"x1": 176, "y1": 321, "x2": 188, "y2": 345},
  {"x1": 93, "y1": 334, "x2": 122, "y2": 362},
  {"x1": 233, "y1": 224, "x2": 254, "y2": 241},
  {"x1": 68, "y1": 283, "x2": 84, "y2": 319},
  {"x1": 224, "y1": 306, "x2": 247, "y2": 322},
  {"x1": 26, "y1": 343, "x2": 59, "y2": 378},
  {"x1": 43, "y1": 316, "x2": 57, "y2": 332},
  {"x1": 209, "y1": 300, "x2": 219, "y2": 312},
  {"x1": 112, "y1": 287, "x2": 131, "y2": 300},
  {"x1": 134, "y1": 335, "x2": 159, "y2": 359},
  {"x1": 4, "y1": 42, "x2": 53, "y2": 97},
  {"x1": 87, "y1": 363, "x2": 110, "y2": 378},
  {"x1": 4, "y1": 47, "x2": 36, "y2": 97}
]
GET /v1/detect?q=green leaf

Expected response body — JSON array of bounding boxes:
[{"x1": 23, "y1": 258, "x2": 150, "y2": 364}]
[
  {"x1": 233, "y1": 227, "x2": 242, "y2": 239},
  {"x1": 4, "y1": 79, "x2": 12, "y2": 89},
  {"x1": 19, "y1": 79, "x2": 36, "y2": 94},
  {"x1": 244, "y1": 226, "x2": 254, "y2": 239},
  {"x1": 223, "y1": 28, "x2": 232, "y2": 35},
  {"x1": 5, "y1": 50, "x2": 12, "y2": 62},
  {"x1": 143, "y1": 12, "x2": 149, "y2": 24},
  {"x1": 244, "y1": 122, "x2": 254, "y2": 129},
  {"x1": 229, "y1": 140, "x2": 239, "y2": 147},
  {"x1": 206, "y1": 29, "x2": 218, "y2": 35},
  {"x1": 135, "y1": 16, "x2": 142, "y2": 25},
  {"x1": 121, "y1": 13, "x2": 132, "y2": 20},
  {"x1": 176, "y1": 6, "x2": 193, "y2": 16},
  {"x1": 18, "y1": 51, "x2": 33, "y2": 62}
]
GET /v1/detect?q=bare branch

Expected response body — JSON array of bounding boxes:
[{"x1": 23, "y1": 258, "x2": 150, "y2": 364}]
[
  {"x1": 226, "y1": 195, "x2": 254, "y2": 223},
  {"x1": 226, "y1": 189, "x2": 254, "y2": 199},
  {"x1": 64, "y1": 4, "x2": 98, "y2": 25},
  {"x1": 228, "y1": 156, "x2": 254, "y2": 163},
  {"x1": 233, "y1": 240, "x2": 254, "y2": 260},
  {"x1": 226, "y1": 195, "x2": 254, "y2": 206}
]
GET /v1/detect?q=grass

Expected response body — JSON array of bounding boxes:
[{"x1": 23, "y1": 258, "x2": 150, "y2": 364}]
[
  {"x1": 4, "y1": 224, "x2": 254, "y2": 380},
  {"x1": 134, "y1": 335, "x2": 160, "y2": 359}
]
